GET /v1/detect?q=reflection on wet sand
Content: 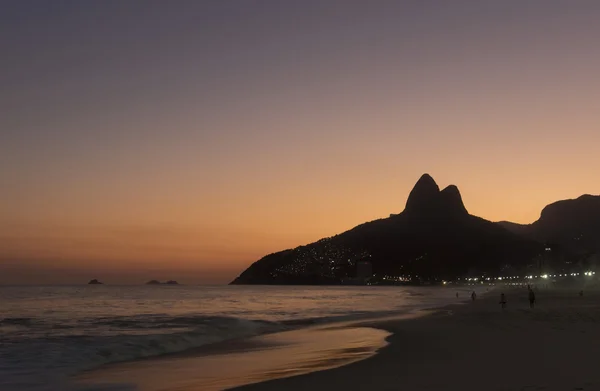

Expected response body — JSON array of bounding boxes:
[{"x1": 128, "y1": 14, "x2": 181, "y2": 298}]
[{"x1": 76, "y1": 325, "x2": 390, "y2": 391}]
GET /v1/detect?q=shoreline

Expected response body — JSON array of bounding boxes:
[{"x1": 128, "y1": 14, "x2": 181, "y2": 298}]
[
  {"x1": 233, "y1": 286, "x2": 600, "y2": 391},
  {"x1": 75, "y1": 324, "x2": 392, "y2": 391},
  {"x1": 74, "y1": 290, "x2": 482, "y2": 391}
]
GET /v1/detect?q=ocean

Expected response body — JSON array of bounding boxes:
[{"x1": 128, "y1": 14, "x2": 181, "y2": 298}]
[{"x1": 0, "y1": 285, "x2": 477, "y2": 391}]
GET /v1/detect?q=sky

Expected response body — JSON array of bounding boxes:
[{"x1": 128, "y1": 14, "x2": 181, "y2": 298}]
[{"x1": 1, "y1": 0, "x2": 600, "y2": 285}]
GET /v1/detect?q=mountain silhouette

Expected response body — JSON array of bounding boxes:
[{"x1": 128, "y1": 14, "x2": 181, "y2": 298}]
[
  {"x1": 232, "y1": 174, "x2": 542, "y2": 284},
  {"x1": 498, "y1": 194, "x2": 600, "y2": 255}
]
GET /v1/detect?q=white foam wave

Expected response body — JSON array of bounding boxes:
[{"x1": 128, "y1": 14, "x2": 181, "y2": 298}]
[{"x1": 0, "y1": 316, "x2": 280, "y2": 391}]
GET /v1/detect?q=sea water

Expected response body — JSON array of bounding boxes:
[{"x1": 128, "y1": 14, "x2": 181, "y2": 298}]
[{"x1": 0, "y1": 284, "x2": 478, "y2": 390}]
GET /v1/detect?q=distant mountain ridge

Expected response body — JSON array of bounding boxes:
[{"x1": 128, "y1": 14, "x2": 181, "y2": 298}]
[
  {"x1": 498, "y1": 194, "x2": 600, "y2": 255},
  {"x1": 231, "y1": 174, "x2": 546, "y2": 285}
]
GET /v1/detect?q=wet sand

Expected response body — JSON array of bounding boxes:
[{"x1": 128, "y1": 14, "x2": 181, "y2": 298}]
[{"x1": 75, "y1": 323, "x2": 391, "y2": 391}]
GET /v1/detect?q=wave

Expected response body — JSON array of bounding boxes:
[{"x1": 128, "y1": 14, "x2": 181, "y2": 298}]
[
  {"x1": 2, "y1": 309, "x2": 417, "y2": 379},
  {"x1": 0, "y1": 315, "x2": 284, "y2": 391},
  {"x1": 87, "y1": 316, "x2": 282, "y2": 362},
  {"x1": 15, "y1": 315, "x2": 281, "y2": 361},
  {"x1": 0, "y1": 317, "x2": 35, "y2": 326},
  {"x1": 278, "y1": 309, "x2": 417, "y2": 327},
  {"x1": 92, "y1": 314, "x2": 276, "y2": 331},
  {"x1": 0, "y1": 285, "x2": 467, "y2": 391}
]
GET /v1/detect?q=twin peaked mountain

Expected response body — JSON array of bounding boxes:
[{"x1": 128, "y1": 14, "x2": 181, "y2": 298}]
[
  {"x1": 232, "y1": 174, "x2": 600, "y2": 284},
  {"x1": 403, "y1": 173, "x2": 468, "y2": 216}
]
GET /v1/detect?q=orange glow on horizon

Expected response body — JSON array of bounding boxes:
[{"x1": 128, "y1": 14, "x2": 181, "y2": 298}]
[{"x1": 2, "y1": 2, "x2": 600, "y2": 284}]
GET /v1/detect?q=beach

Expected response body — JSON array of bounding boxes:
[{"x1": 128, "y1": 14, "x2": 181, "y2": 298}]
[
  {"x1": 234, "y1": 287, "x2": 600, "y2": 391},
  {"x1": 74, "y1": 286, "x2": 600, "y2": 391}
]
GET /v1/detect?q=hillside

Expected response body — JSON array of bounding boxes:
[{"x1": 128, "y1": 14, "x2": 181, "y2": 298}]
[
  {"x1": 498, "y1": 194, "x2": 600, "y2": 255},
  {"x1": 231, "y1": 174, "x2": 543, "y2": 284}
]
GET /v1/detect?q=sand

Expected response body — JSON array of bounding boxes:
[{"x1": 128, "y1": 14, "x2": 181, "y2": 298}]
[
  {"x1": 78, "y1": 287, "x2": 600, "y2": 391},
  {"x1": 232, "y1": 288, "x2": 600, "y2": 391}
]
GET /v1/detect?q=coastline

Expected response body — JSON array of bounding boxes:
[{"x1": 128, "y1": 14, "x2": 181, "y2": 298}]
[
  {"x1": 74, "y1": 290, "x2": 478, "y2": 391},
  {"x1": 4, "y1": 285, "x2": 477, "y2": 391},
  {"x1": 233, "y1": 287, "x2": 600, "y2": 391},
  {"x1": 76, "y1": 285, "x2": 600, "y2": 391},
  {"x1": 75, "y1": 323, "x2": 392, "y2": 391}
]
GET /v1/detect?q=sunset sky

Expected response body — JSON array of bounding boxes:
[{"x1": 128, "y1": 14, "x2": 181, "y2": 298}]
[{"x1": 2, "y1": 1, "x2": 599, "y2": 284}]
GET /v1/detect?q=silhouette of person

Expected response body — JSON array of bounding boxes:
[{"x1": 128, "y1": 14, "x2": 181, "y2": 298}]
[
  {"x1": 528, "y1": 288, "x2": 536, "y2": 309},
  {"x1": 471, "y1": 291, "x2": 476, "y2": 301},
  {"x1": 499, "y1": 293, "x2": 507, "y2": 309},
  {"x1": 456, "y1": 292, "x2": 459, "y2": 298}
]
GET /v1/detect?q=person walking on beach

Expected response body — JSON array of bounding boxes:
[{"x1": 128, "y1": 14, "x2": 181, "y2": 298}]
[
  {"x1": 499, "y1": 293, "x2": 507, "y2": 309},
  {"x1": 528, "y1": 288, "x2": 536, "y2": 309},
  {"x1": 471, "y1": 291, "x2": 476, "y2": 301}
]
